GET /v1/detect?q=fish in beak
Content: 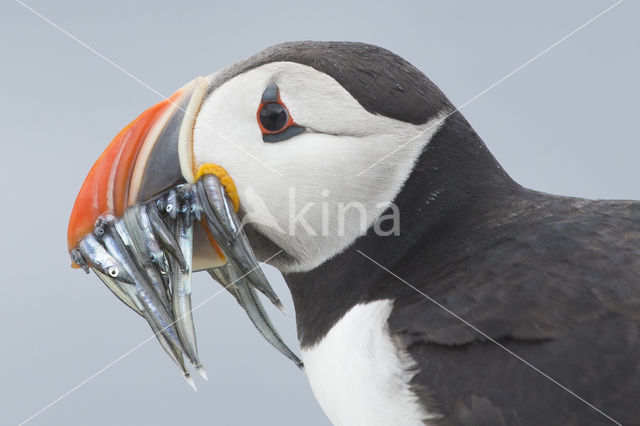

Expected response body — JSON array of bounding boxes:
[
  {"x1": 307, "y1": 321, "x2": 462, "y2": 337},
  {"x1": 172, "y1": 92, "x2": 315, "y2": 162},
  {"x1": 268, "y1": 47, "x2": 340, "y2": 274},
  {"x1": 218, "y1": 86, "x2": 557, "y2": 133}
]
[{"x1": 67, "y1": 77, "x2": 302, "y2": 387}]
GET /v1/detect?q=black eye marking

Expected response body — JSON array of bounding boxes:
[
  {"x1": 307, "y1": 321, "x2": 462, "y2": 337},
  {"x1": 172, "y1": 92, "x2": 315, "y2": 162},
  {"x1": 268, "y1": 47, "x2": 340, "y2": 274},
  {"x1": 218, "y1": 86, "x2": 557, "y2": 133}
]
[
  {"x1": 262, "y1": 82, "x2": 279, "y2": 103},
  {"x1": 263, "y1": 125, "x2": 305, "y2": 142},
  {"x1": 257, "y1": 82, "x2": 305, "y2": 143}
]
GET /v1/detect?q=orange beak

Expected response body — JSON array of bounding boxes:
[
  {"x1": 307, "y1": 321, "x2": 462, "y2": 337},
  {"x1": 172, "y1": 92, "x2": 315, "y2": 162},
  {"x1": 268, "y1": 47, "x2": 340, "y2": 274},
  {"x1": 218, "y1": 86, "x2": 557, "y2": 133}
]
[{"x1": 67, "y1": 77, "x2": 228, "y2": 268}]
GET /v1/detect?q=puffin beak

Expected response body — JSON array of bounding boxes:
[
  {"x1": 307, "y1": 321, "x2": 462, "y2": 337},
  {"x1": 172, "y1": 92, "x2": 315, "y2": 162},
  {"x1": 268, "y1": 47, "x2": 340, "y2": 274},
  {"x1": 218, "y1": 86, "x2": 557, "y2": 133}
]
[{"x1": 67, "y1": 78, "x2": 299, "y2": 385}]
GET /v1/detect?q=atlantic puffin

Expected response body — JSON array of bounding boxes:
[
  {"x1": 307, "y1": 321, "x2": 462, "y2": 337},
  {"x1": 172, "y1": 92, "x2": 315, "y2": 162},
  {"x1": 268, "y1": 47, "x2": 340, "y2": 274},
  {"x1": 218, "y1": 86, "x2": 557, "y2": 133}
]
[{"x1": 67, "y1": 41, "x2": 640, "y2": 425}]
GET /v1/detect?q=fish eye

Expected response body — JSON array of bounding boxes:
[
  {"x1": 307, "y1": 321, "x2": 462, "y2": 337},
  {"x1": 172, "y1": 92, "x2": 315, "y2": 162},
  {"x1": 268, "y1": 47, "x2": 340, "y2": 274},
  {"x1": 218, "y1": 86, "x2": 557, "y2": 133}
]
[
  {"x1": 108, "y1": 267, "x2": 119, "y2": 277},
  {"x1": 95, "y1": 226, "x2": 105, "y2": 236}
]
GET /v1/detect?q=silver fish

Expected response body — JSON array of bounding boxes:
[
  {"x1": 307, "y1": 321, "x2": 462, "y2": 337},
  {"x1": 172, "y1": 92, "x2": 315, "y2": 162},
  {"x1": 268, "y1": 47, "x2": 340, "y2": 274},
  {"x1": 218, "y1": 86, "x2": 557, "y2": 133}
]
[
  {"x1": 97, "y1": 216, "x2": 187, "y2": 355},
  {"x1": 94, "y1": 269, "x2": 143, "y2": 315},
  {"x1": 171, "y1": 214, "x2": 207, "y2": 380},
  {"x1": 209, "y1": 264, "x2": 302, "y2": 368},
  {"x1": 195, "y1": 175, "x2": 285, "y2": 312},
  {"x1": 121, "y1": 210, "x2": 172, "y2": 310},
  {"x1": 78, "y1": 233, "x2": 134, "y2": 284},
  {"x1": 165, "y1": 190, "x2": 178, "y2": 220},
  {"x1": 147, "y1": 202, "x2": 187, "y2": 270},
  {"x1": 134, "y1": 205, "x2": 169, "y2": 274},
  {"x1": 155, "y1": 331, "x2": 196, "y2": 391},
  {"x1": 94, "y1": 268, "x2": 195, "y2": 388},
  {"x1": 70, "y1": 248, "x2": 90, "y2": 274},
  {"x1": 75, "y1": 175, "x2": 296, "y2": 382}
]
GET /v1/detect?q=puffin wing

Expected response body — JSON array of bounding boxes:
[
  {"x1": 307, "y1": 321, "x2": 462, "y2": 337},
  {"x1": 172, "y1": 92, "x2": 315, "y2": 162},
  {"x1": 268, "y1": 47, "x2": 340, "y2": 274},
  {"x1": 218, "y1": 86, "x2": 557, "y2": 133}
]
[{"x1": 386, "y1": 197, "x2": 640, "y2": 425}]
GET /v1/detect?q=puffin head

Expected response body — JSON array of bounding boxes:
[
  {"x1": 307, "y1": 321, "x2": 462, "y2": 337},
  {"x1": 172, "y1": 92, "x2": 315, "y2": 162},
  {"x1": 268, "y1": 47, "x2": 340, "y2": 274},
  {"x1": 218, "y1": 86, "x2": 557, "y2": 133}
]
[
  {"x1": 66, "y1": 41, "x2": 457, "y2": 379},
  {"x1": 193, "y1": 42, "x2": 453, "y2": 272}
]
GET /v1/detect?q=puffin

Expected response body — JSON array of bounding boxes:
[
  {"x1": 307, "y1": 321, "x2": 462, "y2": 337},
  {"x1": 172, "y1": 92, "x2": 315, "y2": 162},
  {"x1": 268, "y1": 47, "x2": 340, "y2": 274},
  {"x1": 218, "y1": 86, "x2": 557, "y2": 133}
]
[{"x1": 67, "y1": 41, "x2": 640, "y2": 425}]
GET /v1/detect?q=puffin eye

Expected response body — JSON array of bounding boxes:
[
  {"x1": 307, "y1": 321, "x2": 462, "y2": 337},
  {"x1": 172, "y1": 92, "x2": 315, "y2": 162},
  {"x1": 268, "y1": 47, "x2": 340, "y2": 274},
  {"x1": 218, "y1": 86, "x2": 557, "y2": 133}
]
[
  {"x1": 259, "y1": 103, "x2": 289, "y2": 132},
  {"x1": 257, "y1": 82, "x2": 305, "y2": 143}
]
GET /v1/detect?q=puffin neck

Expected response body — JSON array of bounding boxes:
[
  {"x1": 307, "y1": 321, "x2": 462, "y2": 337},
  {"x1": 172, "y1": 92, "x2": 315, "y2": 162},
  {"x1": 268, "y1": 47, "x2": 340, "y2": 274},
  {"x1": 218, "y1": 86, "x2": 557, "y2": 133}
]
[{"x1": 285, "y1": 111, "x2": 520, "y2": 348}]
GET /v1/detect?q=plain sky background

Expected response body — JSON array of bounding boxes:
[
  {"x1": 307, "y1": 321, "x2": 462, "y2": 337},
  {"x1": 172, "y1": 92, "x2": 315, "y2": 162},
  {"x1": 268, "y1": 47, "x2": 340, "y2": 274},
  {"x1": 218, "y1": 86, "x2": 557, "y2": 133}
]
[{"x1": 1, "y1": 0, "x2": 639, "y2": 425}]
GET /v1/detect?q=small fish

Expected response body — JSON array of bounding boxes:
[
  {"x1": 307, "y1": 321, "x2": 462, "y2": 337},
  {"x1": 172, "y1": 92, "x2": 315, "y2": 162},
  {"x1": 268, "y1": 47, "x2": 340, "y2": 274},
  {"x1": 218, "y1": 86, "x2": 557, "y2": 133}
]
[
  {"x1": 78, "y1": 233, "x2": 134, "y2": 284},
  {"x1": 196, "y1": 176, "x2": 284, "y2": 312},
  {"x1": 196, "y1": 176, "x2": 238, "y2": 242},
  {"x1": 135, "y1": 277, "x2": 186, "y2": 355},
  {"x1": 98, "y1": 216, "x2": 187, "y2": 354},
  {"x1": 74, "y1": 177, "x2": 296, "y2": 381},
  {"x1": 121, "y1": 209, "x2": 172, "y2": 310},
  {"x1": 171, "y1": 214, "x2": 206, "y2": 379},
  {"x1": 94, "y1": 269, "x2": 144, "y2": 316},
  {"x1": 165, "y1": 190, "x2": 178, "y2": 220},
  {"x1": 209, "y1": 264, "x2": 302, "y2": 368},
  {"x1": 70, "y1": 248, "x2": 90, "y2": 273},
  {"x1": 147, "y1": 203, "x2": 187, "y2": 270},
  {"x1": 123, "y1": 208, "x2": 153, "y2": 269},
  {"x1": 137, "y1": 205, "x2": 169, "y2": 274},
  {"x1": 178, "y1": 188, "x2": 193, "y2": 227},
  {"x1": 154, "y1": 331, "x2": 196, "y2": 391}
]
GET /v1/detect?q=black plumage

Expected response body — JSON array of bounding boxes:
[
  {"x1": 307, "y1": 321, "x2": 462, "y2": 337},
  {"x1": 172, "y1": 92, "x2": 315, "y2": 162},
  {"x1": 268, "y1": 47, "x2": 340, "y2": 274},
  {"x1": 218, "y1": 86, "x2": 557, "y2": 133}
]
[{"x1": 389, "y1": 182, "x2": 640, "y2": 425}]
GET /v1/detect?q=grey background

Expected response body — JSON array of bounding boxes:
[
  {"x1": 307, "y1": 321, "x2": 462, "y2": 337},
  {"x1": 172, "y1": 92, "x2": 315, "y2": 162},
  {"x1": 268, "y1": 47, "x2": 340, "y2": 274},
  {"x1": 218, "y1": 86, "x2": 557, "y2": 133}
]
[{"x1": 1, "y1": 1, "x2": 638, "y2": 425}]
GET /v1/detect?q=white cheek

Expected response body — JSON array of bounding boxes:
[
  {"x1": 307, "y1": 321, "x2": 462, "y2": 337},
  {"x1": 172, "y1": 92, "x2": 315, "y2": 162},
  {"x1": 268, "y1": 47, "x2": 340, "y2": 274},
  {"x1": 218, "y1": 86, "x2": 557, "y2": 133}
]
[
  {"x1": 193, "y1": 62, "x2": 448, "y2": 272},
  {"x1": 255, "y1": 115, "x2": 444, "y2": 272}
]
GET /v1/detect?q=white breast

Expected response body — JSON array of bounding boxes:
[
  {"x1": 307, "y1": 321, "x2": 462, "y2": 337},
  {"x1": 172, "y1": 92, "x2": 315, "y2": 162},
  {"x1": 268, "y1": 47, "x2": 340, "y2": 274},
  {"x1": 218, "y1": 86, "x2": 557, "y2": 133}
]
[{"x1": 301, "y1": 300, "x2": 440, "y2": 426}]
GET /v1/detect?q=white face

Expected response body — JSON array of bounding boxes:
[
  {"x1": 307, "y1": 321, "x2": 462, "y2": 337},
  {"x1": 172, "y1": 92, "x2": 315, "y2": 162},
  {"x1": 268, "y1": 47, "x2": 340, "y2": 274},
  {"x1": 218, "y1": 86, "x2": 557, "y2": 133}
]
[{"x1": 193, "y1": 62, "x2": 447, "y2": 273}]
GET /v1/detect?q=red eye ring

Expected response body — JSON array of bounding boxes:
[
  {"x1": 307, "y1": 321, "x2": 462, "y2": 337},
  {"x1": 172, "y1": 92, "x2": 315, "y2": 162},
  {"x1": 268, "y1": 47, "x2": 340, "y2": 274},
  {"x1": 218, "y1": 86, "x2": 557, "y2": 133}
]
[
  {"x1": 257, "y1": 100, "x2": 296, "y2": 135},
  {"x1": 257, "y1": 83, "x2": 305, "y2": 143}
]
